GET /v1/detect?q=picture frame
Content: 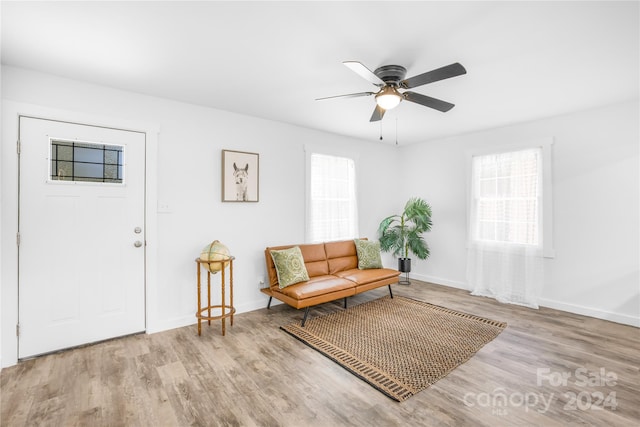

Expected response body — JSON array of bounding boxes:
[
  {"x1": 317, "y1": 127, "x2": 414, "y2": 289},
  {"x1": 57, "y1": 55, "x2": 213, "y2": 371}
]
[{"x1": 222, "y1": 149, "x2": 259, "y2": 202}]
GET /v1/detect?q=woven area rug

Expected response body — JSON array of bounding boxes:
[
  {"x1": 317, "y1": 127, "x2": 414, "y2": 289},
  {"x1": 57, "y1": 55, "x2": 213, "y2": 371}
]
[{"x1": 281, "y1": 296, "x2": 507, "y2": 401}]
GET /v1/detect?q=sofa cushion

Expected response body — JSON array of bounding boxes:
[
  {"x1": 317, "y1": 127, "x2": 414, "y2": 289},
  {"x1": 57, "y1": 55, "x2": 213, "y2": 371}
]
[
  {"x1": 277, "y1": 275, "x2": 355, "y2": 299},
  {"x1": 270, "y1": 246, "x2": 310, "y2": 288},
  {"x1": 298, "y1": 243, "x2": 329, "y2": 277},
  {"x1": 335, "y1": 268, "x2": 401, "y2": 285},
  {"x1": 354, "y1": 239, "x2": 383, "y2": 269},
  {"x1": 325, "y1": 239, "x2": 359, "y2": 274}
]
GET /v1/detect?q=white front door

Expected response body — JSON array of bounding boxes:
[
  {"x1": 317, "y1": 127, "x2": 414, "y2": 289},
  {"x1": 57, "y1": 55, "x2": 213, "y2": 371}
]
[{"x1": 18, "y1": 116, "x2": 146, "y2": 358}]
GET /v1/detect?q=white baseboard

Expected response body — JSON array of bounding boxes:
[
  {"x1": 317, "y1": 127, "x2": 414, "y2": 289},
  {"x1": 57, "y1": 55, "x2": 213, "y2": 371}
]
[
  {"x1": 410, "y1": 273, "x2": 470, "y2": 291},
  {"x1": 412, "y1": 274, "x2": 639, "y2": 328},
  {"x1": 235, "y1": 298, "x2": 277, "y2": 313},
  {"x1": 146, "y1": 315, "x2": 195, "y2": 334},
  {"x1": 146, "y1": 295, "x2": 274, "y2": 334},
  {"x1": 143, "y1": 278, "x2": 640, "y2": 334},
  {"x1": 538, "y1": 298, "x2": 640, "y2": 328}
]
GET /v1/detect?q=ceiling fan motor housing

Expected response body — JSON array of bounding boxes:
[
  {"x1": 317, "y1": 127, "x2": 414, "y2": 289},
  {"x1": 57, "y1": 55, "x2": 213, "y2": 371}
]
[{"x1": 373, "y1": 65, "x2": 407, "y2": 85}]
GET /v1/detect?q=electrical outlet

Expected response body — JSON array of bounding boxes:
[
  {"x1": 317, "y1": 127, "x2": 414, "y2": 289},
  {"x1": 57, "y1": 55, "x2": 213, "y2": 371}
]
[{"x1": 258, "y1": 276, "x2": 265, "y2": 288}]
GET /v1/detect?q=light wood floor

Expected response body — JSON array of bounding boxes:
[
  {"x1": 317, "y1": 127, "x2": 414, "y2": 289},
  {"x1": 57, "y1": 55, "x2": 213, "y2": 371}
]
[{"x1": 2, "y1": 281, "x2": 639, "y2": 426}]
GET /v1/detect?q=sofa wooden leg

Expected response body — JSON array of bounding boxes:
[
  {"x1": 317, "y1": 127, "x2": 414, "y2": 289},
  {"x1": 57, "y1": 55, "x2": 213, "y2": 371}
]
[
  {"x1": 388, "y1": 284, "x2": 394, "y2": 299},
  {"x1": 301, "y1": 307, "x2": 310, "y2": 327},
  {"x1": 344, "y1": 297, "x2": 347, "y2": 309},
  {"x1": 267, "y1": 296, "x2": 273, "y2": 309}
]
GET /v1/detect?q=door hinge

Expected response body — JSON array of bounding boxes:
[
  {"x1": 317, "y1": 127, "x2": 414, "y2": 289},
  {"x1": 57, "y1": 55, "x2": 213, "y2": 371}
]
[
  {"x1": 17, "y1": 139, "x2": 21, "y2": 155},
  {"x1": 17, "y1": 232, "x2": 20, "y2": 246},
  {"x1": 16, "y1": 324, "x2": 20, "y2": 337}
]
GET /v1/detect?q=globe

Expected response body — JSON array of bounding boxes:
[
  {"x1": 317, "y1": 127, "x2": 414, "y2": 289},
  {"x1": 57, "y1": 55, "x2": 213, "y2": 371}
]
[{"x1": 200, "y1": 240, "x2": 230, "y2": 273}]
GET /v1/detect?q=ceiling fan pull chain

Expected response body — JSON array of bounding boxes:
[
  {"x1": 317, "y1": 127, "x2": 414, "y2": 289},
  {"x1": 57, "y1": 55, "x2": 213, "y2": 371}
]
[
  {"x1": 379, "y1": 120, "x2": 383, "y2": 140},
  {"x1": 395, "y1": 117, "x2": 399, "y2": 146}
]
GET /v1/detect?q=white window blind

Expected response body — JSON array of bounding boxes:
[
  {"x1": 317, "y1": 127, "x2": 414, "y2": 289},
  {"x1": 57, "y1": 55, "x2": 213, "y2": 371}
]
[
  {"x1": 471, "y1": 148, "x2": 542, "y2": 247},
  {"x1": 307, "y1": 153, "x2": 358, "y2": 243}
]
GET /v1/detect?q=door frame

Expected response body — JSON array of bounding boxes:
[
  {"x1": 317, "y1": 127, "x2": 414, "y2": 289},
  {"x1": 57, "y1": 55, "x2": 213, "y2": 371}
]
[{"x1": 1, "y1": 101, "x2": 159, "y2": 367}]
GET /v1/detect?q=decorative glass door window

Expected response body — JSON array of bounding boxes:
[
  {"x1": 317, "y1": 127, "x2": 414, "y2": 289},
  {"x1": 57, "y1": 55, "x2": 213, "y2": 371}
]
[{"x1": 50, "y1": 139, "x2": 124, "y2": 183}]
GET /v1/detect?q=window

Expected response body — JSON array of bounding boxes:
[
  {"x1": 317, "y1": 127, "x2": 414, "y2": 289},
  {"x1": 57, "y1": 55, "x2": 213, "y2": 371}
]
[
  {"x1": 306, "y1": 153, "x2": 358, "y2": 243},
  {"x1": 50, "y1": 139, "x2": 124, "y2": 183},
  {"x1": 466, "y1": 140, "x2": 553, "y2": 308},
  {"x1": 471, "y1": 148, "x2": 541, "y2": 246}
]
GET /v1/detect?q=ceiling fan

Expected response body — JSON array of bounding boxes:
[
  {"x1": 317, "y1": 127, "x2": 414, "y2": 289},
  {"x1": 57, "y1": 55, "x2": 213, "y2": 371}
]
[{"x1": 317, "y1": 61, "x2": 467, "y2": 122}]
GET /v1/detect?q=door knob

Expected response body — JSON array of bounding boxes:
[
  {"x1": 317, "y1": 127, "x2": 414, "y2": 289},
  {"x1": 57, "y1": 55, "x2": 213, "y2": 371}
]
[{"x1": 134, "y1": 241, "x2": 143, "y2": 248}]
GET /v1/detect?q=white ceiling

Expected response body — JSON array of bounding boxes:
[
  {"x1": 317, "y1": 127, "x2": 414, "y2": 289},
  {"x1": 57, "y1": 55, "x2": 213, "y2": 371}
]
[{"x1": 2, "y1": 1, "x2": 638, "y2": 145}]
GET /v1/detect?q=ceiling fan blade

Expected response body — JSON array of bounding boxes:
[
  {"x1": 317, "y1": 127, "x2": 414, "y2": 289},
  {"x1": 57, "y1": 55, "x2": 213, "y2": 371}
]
[
  {"x1": 316, "y1": 91, "x2": 375, "y2": 101},
  {"x1": 401, "y1": 62, "x2": 467, "y2": 89},
  {"x1": 403, "y1": 91, "x2": 455, "y2": 112},
  {"x1": 369, "y1": 105, "x2": 386, "y2": 122},
  {"x1": 343, "y1": 61, "x2": 385, "y2": 86}
]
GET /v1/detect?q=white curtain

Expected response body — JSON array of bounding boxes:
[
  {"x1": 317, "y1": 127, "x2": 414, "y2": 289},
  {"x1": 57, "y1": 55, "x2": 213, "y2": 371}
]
[{"x1": 467, "y1": 148, "x2": 544, "y2": 308}]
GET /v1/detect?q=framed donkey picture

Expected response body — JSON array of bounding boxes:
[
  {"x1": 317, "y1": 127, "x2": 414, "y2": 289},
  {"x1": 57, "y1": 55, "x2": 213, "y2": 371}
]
[{"x1": 222, "y1": 149, "x2": 259, "y2": 202}]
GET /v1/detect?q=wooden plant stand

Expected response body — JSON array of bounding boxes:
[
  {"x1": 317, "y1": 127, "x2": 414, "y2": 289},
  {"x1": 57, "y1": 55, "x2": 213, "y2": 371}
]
[{"x1": 195, "y1": 256, "x2": 235, "y2": 336}]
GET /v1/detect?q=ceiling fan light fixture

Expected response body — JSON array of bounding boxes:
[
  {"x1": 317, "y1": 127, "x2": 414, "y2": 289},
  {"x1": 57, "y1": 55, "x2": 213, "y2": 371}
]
[{"x1": 375, "y1": 86, "x2": 402, "y2": 110}]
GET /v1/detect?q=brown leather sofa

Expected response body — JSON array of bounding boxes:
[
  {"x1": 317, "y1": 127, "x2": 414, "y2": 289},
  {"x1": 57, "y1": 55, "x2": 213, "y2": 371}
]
[{"x1": 262, "y1": 239, "x2": 401, "y2": 325}]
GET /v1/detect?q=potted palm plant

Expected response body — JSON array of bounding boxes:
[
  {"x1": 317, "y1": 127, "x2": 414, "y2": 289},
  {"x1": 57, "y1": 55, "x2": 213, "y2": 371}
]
[{"x1": 378, "y1": 197, "x2": 432, "y2": 284}]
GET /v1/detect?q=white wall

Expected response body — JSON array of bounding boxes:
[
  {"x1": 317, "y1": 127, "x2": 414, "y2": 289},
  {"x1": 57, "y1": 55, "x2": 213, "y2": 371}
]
[
  {"x1": 401, "y1": 100, "x2": 640, "y2": 326},
  {"x1": 0, "y1": 63, "x2": 3, "y2": 368},
  {"x1": 2, "y1": 65, "x2": 637, "y2": 368},
  {"x1": 1, "y1": 66, "x2": 400, "y2": 366}
]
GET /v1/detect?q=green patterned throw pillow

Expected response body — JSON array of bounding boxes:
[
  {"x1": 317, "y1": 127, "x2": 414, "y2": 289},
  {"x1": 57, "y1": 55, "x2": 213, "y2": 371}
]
[
  {"x1": 270, "y1": 246, "x2": 310, "y2": 288},
  {"x1": 354, "y1": 239, "x2": 383, "y2": 269}
]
